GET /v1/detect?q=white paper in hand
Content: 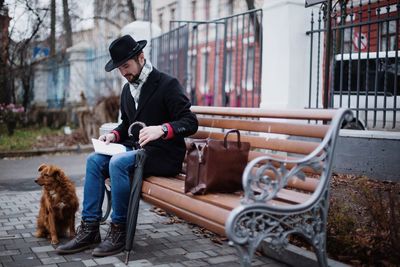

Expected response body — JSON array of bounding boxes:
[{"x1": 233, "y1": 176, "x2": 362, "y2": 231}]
[{"x1": 92, "y1": 138, "x2": 126, "y2": 156}]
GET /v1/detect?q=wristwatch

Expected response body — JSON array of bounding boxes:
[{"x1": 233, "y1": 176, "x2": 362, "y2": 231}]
[{"x1": 161, "y1": 124, "x2": 168, "y2": 138}]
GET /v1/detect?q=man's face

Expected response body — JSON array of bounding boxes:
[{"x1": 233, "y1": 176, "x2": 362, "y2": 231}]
[{"x1": 118, "y1": 54, "x2": 144, "y2": 83}]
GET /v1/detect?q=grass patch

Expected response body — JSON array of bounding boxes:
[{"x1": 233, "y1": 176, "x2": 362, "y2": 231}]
[{"x1": 0, "y1": 125, "x2": 62, "y2": 151}]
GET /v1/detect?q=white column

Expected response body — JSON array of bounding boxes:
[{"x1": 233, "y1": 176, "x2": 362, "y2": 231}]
[{"x1": 260, "y1": 0, "x2": 316, "y2": 109}]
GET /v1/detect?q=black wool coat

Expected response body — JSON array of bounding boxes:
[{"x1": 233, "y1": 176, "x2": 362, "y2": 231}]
[{"x1": 113, "y1": 68, "x2": 198, "y2": 177}]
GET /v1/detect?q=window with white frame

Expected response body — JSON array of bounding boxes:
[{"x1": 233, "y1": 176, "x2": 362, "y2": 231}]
[
  {"x1": 343, "y1": 28, "x2": 352, "y2": 53},
  {"x1": 225, "y1": 49, "x2": 234, "y2": 93},
  {"x1": 242, "y1": 46, "x2": 255, "y2": 91},
  {"x1": 380, "y1": 20, "x2": 397, "y2": 52},
  {"x1": 170, "y1": 6, "x2": 176, "y2": 22},
  {"x1": 158, "y1": 12, "x2": 163, "y2": 31},
  {"x1": 201, "y1": 51, "x2": 209, "y2": 93},
  {"x1": 190, "y1": 53, "x2": 197, "y2": 91}
]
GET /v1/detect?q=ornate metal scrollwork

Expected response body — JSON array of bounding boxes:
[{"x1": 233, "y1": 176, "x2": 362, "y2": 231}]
[
  {"x1": 227, "y1": 190, "x2": 330, "y2": 267},
  {"x1": 225, "y1": 109, "x2": 354, "y2": 267}
]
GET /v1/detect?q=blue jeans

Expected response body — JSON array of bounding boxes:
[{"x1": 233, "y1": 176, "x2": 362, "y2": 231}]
[{"x1": 82, "y1": 149, "x2": 137, "y2": 224}]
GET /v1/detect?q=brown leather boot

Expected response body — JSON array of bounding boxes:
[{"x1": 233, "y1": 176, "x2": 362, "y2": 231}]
[
  {"x1": 92, "y1": 222, "x2": 126, "y2": 257},
  {"x1": 56, "y1": 221, "x2": 101, "y2": 254}
]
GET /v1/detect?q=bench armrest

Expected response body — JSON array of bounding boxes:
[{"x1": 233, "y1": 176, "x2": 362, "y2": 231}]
[{"x1": 241, "y1": 108, "x2": 354, "y2": 207}]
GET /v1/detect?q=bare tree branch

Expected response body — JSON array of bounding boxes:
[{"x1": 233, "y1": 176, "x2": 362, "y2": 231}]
[
  {"x1": 7, "y1": 0, "x2": 48, "y2": 108},
  {"x1": 92, "y1": 15, "x2": 122, "y2": 29}
]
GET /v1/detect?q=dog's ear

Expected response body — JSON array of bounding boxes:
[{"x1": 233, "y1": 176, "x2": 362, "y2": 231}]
[
  {"x1": 38, "y1": 164, "x2": 47, "y2": 173},
  {"x1": 49, "y1": 167, "x2": 63, "y2": 181},
  {"x1": 53, "y1": 169, "x2": 61, "y2": 181}
]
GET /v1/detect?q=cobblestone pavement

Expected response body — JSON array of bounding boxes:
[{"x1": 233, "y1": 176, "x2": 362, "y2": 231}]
[{"x1": 0, "y1": 187, "x2": 287, "y2": 267}]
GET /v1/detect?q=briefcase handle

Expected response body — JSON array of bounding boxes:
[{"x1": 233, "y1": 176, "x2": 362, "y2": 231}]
[{"x1": 223, "y1": 129, "x2": 242, "y2": 149}]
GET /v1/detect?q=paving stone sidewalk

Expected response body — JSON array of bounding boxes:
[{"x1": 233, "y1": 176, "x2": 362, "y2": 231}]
[{"x1": 0, "y1": 188, "x2": 287, "y2": 267}]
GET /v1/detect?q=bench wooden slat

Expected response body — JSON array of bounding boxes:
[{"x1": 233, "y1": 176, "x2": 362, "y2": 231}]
[
  {"x1": 142, "y1": 180, "x2": 230, "y2": 226},
  {"x1": 275, "y1": 189, "x2": 311, "y2": 204},
  {"x1": 191, "y1": 106, "x2": 337, "y2": 120},
  {"x1": 145, "y1": 176, "x2": 303, "y2": 206},
  {"x1": 197, "y1": 117, "x2": 329, "y2": 138},
  {"x1": 191, "y1": 130, "x2": 319, "y2": 154},
  {"x1": 142, "y1": 194, "x2": 226, "y2": 236},
  {"x1": 249, "y1": 167, "x2": 319, "y2": 192},
  {"x1": 249, "y1": 151, "x2": 321, "y2": 175}
]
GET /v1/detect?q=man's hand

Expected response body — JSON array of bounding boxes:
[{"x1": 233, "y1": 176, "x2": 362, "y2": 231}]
[
  {"x1": 99, "y1": 133, "x2": 116, "y2": 144},
  {"x1": 138, "y1": 126, "x2": 163, "y2": 147}
]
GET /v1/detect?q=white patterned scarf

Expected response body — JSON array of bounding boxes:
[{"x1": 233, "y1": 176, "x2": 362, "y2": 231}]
[{"x1": 129, "y1": 60, "x2": 153, "y2": 108}]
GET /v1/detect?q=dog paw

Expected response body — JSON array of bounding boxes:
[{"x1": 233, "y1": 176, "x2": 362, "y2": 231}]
[{"x1": 51, "y1": 238, "x2": 59, "y2": 245}]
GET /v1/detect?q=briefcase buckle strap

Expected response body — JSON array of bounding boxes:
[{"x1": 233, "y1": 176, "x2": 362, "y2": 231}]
[{"x1": 194, "y1": 142, "x2": 207, "y2": 163}]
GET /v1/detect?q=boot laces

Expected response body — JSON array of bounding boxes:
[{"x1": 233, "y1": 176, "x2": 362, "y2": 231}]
[
  {"x1": 75, "y1": 222, "x2": 95, "y2": 242},
  {"x1": 105, "y1": 223, "x2": 123, "y2": 245}
]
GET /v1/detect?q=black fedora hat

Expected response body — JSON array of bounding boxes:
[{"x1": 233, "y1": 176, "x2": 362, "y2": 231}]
[{"x1": 105, "y1": 35, "x2": 147, "y2": 72}]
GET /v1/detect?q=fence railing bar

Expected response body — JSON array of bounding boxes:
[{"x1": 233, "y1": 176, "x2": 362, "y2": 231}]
[
  {"x1": 258, "y1": 11, "x2": 263, "y2": 107},
  {"x1": 221, "y1": 19, "x2": 228, "y2": 107},
  {"x1": 239, "y1": 14, "x2": 245, "y2": 107},
  {"x1": 383, "y1": 16, "x2": 391, "y2": 128},
  {"x1": 364, "y1": 1, "x2": 372, "y2": 128},
  {"x1": 308, "y1": 11, "x2": 315, "y2": 109},
  {"x1": 355, "y1": 1, "x2": 363, "y2": 121},
  {"x1": 235, "y1": 15, "x2": 240, "y2": 106},
  {"x1": 251, "y1": 13, "x2": 257, "y2": 108},
  {"x1": 316, "y1": 9, "x2": 322, "y2": 108},
  {"x1": 244, "y1": 16, "x2": 250, "y2": 107},
  {"x1": 347, "y1": 3, "x2": 354, "y2": 110},
  {"x1": 373, "y1": 6, "x2": 382, "y2": 128},
  {"x1": 393, "y1": 6, "x2": 399, "y2": 128}
]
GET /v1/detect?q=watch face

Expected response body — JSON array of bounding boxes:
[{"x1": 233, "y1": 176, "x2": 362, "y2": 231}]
[{"x1": 162, "y1": 125, "x2": 168, "y2": 136}]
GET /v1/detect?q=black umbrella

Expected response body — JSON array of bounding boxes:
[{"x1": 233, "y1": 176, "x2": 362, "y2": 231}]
[
  {"x1": 125, "y1": 121, "x2": 147, "y2": 264},
  {"x1": 124, "y1": 148, "x2": 146, "y2": 264}
]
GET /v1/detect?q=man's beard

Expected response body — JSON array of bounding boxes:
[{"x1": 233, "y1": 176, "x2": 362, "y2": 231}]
[
  {"x1": 126, "y1": 60, "x2": 144, "y2": 84},
  {"x1": 125, "y1": 73, "x2": 140, "y2": 83}
]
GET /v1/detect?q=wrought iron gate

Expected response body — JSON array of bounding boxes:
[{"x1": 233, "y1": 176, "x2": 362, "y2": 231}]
[
  {"x1": 307, "y1": 0, "x2": 399, "y2": 130},
  {"x1": 150, "y1": 9, "x2": 263, "y2": 108}
]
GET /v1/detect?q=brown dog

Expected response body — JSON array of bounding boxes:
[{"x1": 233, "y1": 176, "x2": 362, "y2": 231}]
[{"x1": 35, "y1": 164, "x2": 79, "y2": 245}]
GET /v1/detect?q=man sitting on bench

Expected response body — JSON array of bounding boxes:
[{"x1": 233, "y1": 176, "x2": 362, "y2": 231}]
[{"x1": 56, "y1": 34, "x2": 198, "y2": 256}]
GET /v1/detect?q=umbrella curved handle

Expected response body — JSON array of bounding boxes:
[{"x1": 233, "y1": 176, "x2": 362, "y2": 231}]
[
  {"x1": 128, "y1": 121, "x2": 147, "y2": 137},
  {"x1": 128, "y1": 121, "x2": 147, "y2": 149}
]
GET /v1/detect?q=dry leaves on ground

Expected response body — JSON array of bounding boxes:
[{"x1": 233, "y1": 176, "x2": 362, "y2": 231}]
[{"x1": 33, "y1": 130, "x2": 87, "y2": 149}]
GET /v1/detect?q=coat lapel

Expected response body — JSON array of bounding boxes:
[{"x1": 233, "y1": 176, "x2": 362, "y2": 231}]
[{"x1": 133, "y1": 68, "x2": 160, "y2": 121}]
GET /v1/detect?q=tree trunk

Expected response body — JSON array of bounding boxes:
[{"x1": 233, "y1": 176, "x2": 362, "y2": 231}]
[
  {"x1": 245, "y1": 0, "x2": 261, "y2": 44},
  {"x1": 62, "y1": 0, "x2": 73, "y2": 48},
  {"x1": 0, "y1": 3, "x2": 11, "y2": 104},
  {"x1": 50, "y1": 0, "x2": 56, "y2": 56},
  {"x1": 126, "y1": 0, "x2": 136, "y2": 21}
]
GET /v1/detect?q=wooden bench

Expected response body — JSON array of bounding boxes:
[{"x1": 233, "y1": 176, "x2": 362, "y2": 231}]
[{"x1": 101, "y1": 106, "x2": 353, "y2": 267}]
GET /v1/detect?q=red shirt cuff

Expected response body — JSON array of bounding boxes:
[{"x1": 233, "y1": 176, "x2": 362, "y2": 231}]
[
  {"x1": 163, "y1": 123, "x2": 174, "y2": 140},
  {"x1": 111, "y1": 130, "x2": 120, "y2": 142}
]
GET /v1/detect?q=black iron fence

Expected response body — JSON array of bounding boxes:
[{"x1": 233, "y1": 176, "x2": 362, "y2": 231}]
[
  {"x1": 150, "y1": 9, "x2": 263, "y2": 107},
  {"x1": 307, "y1": 0, "x2": 399, "y2": 130}
]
